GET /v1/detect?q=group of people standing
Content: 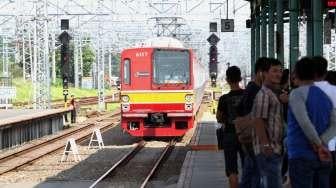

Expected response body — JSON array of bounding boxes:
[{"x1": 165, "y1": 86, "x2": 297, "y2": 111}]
[{"x1": 216, "y1": 56, "x2": 336, "y2": 188}]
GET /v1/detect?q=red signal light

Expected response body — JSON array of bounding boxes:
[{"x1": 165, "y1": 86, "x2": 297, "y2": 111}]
[{"x1": 327, "y1": 0, "x2": 336, "y2": 7}]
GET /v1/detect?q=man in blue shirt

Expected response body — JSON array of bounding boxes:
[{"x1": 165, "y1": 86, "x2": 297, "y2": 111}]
[{"x1": 287, "y1": 57, "x2": 333, "y2": 188}]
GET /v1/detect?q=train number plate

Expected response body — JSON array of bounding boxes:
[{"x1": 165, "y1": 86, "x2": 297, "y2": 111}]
[{"x1": 149, "y1": 113, "x2": 166, "y2": 123}]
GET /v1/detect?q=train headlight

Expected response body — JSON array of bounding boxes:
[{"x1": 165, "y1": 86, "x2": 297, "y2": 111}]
[
  {"x1": 185, "y1": 103, "x2": 193, "y2": 111},
  {"x1": 122, "y1": 103, "x2": 130, "y2": 112},
  {"x1": 185, "y1": 94, "x2": 193, "y2": 102},
  {"x1": 121, "y1": 95, "x2": 130, "y2": 102}
]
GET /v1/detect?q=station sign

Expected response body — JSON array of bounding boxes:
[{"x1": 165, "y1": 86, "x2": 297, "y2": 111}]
[
  {"x1": 63, "y1": 89, "x2": 68, "y2": 96},
  {"x1": 221, "y1": 19, "x2": 234, "y2": 32},
  {"x1": 0, "y1": 87, "x2": 16, "y2": 99},
  {"x1": 327, "y1": 0, "x2": 336, "y2": 7}
]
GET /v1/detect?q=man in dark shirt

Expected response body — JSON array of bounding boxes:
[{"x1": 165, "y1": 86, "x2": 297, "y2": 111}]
[
  {"x1": 236, "y1": 57, "x2": 270, "y2": 188},
  {"x1": 216, "y1": 66, "x2": 244, "y2": 188}
]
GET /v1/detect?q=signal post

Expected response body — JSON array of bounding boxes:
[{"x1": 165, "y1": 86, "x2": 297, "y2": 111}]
[{"x1": 58, "y1": 19, "x2": 71, "y2": 107}]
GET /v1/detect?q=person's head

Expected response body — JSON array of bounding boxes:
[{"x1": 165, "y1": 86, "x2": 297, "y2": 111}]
[
  {"x1": 325, "y1": 71, "x2": 336, "y2": 86},
  {"x1": 71, "y1": 95, "x2": 74, "y2": 99},
  {"x1": 254, "y1": 57, "x2": 270, "y2": 84},
  {"x1": 290, "y1": 70, "x2": 299, "y2": 89},
  {"x1": 294, "y1": 57, "x2": 315, "y2": 85},
  {"x1": 312, "y1": 56, "x2": 328, "y2": 80},
  {"x1": 280, "y1": 69, "x2": 290, "y2": 89},
  {"x1": 263, "y1": 58, "x2": 282, "y2": 86},
  {"x1": 226, "y1": 66, "x2": 242, "y2": 84}
]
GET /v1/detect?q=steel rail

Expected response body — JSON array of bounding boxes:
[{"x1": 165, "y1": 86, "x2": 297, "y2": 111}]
[
  {"x1": 140, "y1": 140, "x2": 176, "y2": 188},
  {"x1": 0, "y1": 112, "x2": 118, "y2": 164},
  {"x1": 89, "y1": 141, "x2": 146, "y2": 188},
  {"x1": 0, "y1": 112, "x2": 120, "y2": 175},
  {"x1": 14, "y1": 95, "x2": 120, "y2": 108}
]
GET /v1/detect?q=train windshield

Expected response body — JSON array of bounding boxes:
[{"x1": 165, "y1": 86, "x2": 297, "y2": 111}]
[{"x1": 153, "y1": 49, "x2": 190, "y2": 84}]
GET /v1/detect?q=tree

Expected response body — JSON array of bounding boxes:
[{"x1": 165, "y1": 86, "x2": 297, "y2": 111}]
[{"x1": 82, "y1": 44, "x2": 95, "y2": 77}]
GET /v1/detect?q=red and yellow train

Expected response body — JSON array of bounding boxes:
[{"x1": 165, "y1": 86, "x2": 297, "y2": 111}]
[{"x1": 120, "y1": 37, "x2": 207, "y2": 137}]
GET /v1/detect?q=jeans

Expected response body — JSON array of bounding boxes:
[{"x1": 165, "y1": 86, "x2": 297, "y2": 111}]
[
  {"x1": 256, "y1": 153, "x2": 282, "y2": 188},
  {"x1": 289, "y1": 158, "x2": 332, "y2": 188},
  {"x1": 239, "y1": 154, "x2": 260, "y2": 188}
]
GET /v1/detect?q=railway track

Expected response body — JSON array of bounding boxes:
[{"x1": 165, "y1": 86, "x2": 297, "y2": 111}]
[
  {"x1": 13, "y1": 94, "x2": 120, "y2": 109},
  {"x1": 140, "y1": 140, "x2": 176, "y2": 188},
  {"x1": 52, "y1": 95, "x2": 119, "y2": 109},
  {"x1": 90, "y1": 139, "x2": 177, "y2": 188},
  {"x1": 0, "y1": 111, "x2": 121, "y2": 176}
]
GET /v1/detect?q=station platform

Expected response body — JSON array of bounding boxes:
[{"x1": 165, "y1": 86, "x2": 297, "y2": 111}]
[
  {"x1": 0, "y1": 108, "x2": 71, "y2": 149},
  {"x1": 177, "y1": 112, "x2": 229, "y2": 188}
]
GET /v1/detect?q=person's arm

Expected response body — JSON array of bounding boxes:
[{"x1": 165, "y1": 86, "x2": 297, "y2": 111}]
[
  {"x1": 251, "y1": 91, "x2": 273, "y2": 155},
  {"x1": 216, "y1": 96, "x2": 226, "y2": 124},
  {"x1": 289, "y1": 89, "x2": 322, "y2": 145},
  {"x1": 254, "y1": 118, "x2": 271, "y2": 146},
  {"x1": 291, "y1": 88, "x2": 332, "y2": 161},
  {"x1": 321, "y1": 108, "x2": 336, "y2": 144}
]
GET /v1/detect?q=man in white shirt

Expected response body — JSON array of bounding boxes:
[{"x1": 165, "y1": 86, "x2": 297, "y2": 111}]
[
  {"x1": 329, "y1": 136, "x2": 336, "y2": 188},
  {"x1": 312, "y1": 56, "x2": 336, "y2": 145},
  {"x1": 329, "y1": 137, "x2": 336, "y2": 152},
  {"x1": 313, "y1": 56, "x2": 336, "y2": 188}
]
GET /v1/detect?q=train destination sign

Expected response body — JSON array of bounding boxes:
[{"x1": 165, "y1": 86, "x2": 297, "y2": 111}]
[
  {"x1": 135, "y1": 71, "x2": 150, "y2": 77},
  {"x1": 327, "y1": 0, "x2": 336, "y2": 7}
]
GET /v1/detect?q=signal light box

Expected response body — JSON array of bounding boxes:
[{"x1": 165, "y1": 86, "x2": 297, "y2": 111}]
[
  {"x1": 61, "y1": 19, "x2": 69, "y2": 30},
  {"x1": 209, "y1": 22, "x2": 217, "y2": 32},
  {"x1": 327, "y1": 0, "x2": 336, "y2": 7}
]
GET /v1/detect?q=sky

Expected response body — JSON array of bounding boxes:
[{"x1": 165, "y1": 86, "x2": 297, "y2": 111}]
[{"x1": 0, "y1": 0, "x2": 252, "y2": 77}]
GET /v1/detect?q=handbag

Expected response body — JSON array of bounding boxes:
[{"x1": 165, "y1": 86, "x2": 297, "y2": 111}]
[{"x1": 235, "y1": 116, "x2": 253, "y2": 144}]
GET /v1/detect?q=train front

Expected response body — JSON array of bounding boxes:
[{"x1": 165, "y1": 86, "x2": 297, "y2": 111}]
[{"x1": 120, "y1": 43, "x2": 195, "y2": 137}]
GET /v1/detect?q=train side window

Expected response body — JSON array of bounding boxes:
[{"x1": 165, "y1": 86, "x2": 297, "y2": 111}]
[{"x1": 123, "y1": 59, "x2": 131, "y2": 84}]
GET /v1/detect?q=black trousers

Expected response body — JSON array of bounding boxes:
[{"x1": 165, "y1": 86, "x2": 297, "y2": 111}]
[
  {"x1": 331, "y1": 151, "x2": 336, "y2": 188},
  {"x1": 71, "y1": 109, "x2": 76, "y2": 123},
  {"x1": 222, "y1": 132, "x2": 245, "y2": 177}
]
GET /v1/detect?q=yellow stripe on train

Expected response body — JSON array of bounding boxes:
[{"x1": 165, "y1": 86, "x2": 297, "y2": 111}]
[{"x1": 121, "y1": 91, "x2": 193, "y2": 103}]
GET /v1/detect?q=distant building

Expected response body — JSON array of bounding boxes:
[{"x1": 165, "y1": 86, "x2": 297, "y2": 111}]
[{"x1": 81, "y1": 77, "x2": 93, "y2": 89}]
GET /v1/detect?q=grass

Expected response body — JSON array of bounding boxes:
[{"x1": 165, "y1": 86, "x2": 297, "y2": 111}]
[{"x1": 12, "y1": 78, "x2": 116, "y2": 104}]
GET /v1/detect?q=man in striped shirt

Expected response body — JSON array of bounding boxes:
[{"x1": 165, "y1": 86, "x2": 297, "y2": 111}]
[{"x1": 251, "y1": 58, "x2": 284, "y2": 188}]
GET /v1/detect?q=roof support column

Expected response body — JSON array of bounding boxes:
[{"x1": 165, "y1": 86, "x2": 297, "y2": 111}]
[
  {"x1": 261, "y1": 0, "x2": 267, "y2": 57},
  {"x1": 256, "y1": 6, "x2": 261, "y2": 59},
  {"x1": 312, "y1": 0, "x2": 323, "y2": 56},
  {"x1": 307, "y1": 0, "x2": 323, "y2": 56},
  {"x1": 289, "y1": 0, "x2": 299, "y2": 71},
  {"x1": 276, "y1": 0, "x2": 284, "y2": 63},
  {"x1": 251, "y1": 8, "x2": 256, "y2": 76},
  {"x1": 306, "y1": 0, "x2": 313, "y2": 56},
  {"x1": 268, "y1": 0, "x2": 275, "y2": 58}
]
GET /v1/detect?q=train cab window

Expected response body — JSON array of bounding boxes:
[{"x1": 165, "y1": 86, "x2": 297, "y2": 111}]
[
  {"x1": 153, "y1": 49, "x2": 190, "y2": 84},
  {"x1": 123, "y1": 59, "x2": 131, "y2": 84}
]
